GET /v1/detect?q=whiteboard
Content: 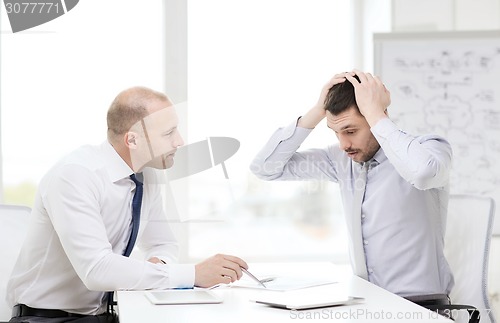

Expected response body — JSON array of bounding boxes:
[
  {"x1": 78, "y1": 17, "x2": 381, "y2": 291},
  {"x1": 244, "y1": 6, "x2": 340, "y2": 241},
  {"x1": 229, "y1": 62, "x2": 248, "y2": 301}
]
[{"x1": 374, "y1": 31, "x2": 500, "y2": 235}]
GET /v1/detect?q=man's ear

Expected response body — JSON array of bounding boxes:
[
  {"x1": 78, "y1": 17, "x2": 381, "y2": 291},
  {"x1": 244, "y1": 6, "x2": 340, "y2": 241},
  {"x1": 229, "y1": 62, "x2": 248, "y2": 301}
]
[{"x1": 124, "y1": 132, "x2": 138, "y2": 149}]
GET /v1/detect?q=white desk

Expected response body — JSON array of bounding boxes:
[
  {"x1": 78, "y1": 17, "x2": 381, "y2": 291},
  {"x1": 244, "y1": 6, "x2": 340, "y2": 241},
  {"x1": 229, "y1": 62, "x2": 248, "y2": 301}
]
[{"x1": 117, "y1": 262, "x2": 452, "y2": 323}]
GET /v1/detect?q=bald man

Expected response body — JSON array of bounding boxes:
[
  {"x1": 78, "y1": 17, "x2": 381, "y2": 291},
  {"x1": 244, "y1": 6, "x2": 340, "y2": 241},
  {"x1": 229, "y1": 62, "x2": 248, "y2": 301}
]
[{"x1": 7, "y1": 87, "x2": 247, "y2": 323}]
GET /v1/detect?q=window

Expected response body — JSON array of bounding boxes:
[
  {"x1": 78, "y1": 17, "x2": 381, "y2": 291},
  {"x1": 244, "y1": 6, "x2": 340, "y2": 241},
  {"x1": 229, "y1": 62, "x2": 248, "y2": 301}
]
[
  {"x1": 1, "y1": 0, "x2": 356, "y2": 264},
  {"x1": 183, "y1": 0, "x2": 354, "y2": 262},
  {"x1": 0, "y1": 0, "x2": 164, "y2": 204}
]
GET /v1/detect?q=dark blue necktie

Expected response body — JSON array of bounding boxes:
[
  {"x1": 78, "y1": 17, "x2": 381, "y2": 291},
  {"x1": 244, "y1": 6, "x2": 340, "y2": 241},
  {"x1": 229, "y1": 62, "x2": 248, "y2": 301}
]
[
  {"x1": 107, "y1": 173, "x2": 144, "y2": 313},
  {"x1": 123, "y1": 173, "x2": 143, "y2": 257}
]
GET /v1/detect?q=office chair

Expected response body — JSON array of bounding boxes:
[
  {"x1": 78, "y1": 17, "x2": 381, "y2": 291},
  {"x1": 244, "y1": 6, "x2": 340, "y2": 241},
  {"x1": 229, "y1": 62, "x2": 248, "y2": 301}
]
[
  {"x1": 0, "y1": 205, "x2": 31, "y2": 322},
  {"x1": 428, "y1": 194, "x2": 497, "y2": 323}
]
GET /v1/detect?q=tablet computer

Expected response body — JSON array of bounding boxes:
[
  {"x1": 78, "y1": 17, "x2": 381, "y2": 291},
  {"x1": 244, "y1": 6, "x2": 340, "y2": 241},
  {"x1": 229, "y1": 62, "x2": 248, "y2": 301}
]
[
  {"x1": 252, "y1": 295, "x2": 364, "y2": 310},
  {"x1": 145, "y1": 289, "x2": 223, "y2": 305}
]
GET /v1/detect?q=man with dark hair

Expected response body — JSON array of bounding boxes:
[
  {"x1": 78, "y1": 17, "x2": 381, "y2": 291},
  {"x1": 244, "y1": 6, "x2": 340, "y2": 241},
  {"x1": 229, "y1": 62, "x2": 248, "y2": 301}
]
[
  {"x1": 250, "y1": 70, "x2": 454, "y2": 304},
  {"x1": 8, "y1": 86, "x2": 247, "y2": 323}
]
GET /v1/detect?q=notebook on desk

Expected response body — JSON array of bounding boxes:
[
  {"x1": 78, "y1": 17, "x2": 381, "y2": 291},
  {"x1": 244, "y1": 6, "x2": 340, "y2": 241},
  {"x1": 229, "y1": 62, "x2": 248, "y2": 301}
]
[{"x1": 252, "y1": 294, "x2": 364, "y2": 310}]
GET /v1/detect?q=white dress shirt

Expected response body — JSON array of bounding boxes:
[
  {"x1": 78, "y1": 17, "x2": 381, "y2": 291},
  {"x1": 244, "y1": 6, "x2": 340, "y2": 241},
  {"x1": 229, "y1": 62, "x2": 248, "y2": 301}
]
[
  {"x1": 250, "y1": 117, "x2": 454, "y2": 297},
  {"x1": 7, "y1": 141, "x2": 194, "y2": 315}
]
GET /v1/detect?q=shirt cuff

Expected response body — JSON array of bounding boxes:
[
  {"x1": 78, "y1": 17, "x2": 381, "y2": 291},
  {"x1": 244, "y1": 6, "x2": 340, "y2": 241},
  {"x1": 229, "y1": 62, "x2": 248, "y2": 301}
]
[
  {"x1": 167, "y1": 264, "x2": 195, "y2": 288},
  {"x1": 258, "y1": 119, "x2": 312, "y2": 161},
  {"x1": 288, "y1": 117, "x2": 313, "y2": 141},
  {"x1": 284, "y1": 117, "x2": 309, "y2": 139}
]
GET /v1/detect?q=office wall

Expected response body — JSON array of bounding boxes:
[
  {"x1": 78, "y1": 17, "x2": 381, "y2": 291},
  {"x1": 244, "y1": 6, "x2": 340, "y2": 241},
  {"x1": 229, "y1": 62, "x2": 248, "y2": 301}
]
[
  {"x1": 391, "y1": 0, "x2": 500, "y2": 318},
  {"x1": 393, "y1": 0, "x2": 500, "y2": 31}
]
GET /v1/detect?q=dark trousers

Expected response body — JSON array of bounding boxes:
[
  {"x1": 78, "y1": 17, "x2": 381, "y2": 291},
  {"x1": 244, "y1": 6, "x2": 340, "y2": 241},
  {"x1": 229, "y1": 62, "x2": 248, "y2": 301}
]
[{"x1": 10, "y1": 304, "x2": 119, "y2": 323}]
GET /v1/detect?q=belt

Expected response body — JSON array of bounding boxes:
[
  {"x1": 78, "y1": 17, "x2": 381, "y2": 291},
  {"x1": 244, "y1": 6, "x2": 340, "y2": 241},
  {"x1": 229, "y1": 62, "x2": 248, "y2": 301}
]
[
  {"x1": 404, "y1": 294, "x2": 451, "y2": 307},
  {"x1": 12, "y1": 304, "x2": 86, "y2": 319}
]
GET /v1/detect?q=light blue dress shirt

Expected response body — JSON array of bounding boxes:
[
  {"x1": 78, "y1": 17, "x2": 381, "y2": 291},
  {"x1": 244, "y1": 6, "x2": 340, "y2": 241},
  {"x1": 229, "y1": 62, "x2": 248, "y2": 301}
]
[{"x1": 250, "y1": 117, "x2": 454, "y2": 297}]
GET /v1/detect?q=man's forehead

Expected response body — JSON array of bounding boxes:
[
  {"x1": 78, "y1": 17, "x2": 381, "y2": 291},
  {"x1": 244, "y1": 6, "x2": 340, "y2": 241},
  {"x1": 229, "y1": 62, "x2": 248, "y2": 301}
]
[
  {"x1": 327, "y1": 109, "x2": 361, "y2": 125},
  {"x1": 146, "y1": 105, "x2": 177, "y2": 119},
  {"x1": 131, "y1": 105, "x2": 178, "y2": 133}
]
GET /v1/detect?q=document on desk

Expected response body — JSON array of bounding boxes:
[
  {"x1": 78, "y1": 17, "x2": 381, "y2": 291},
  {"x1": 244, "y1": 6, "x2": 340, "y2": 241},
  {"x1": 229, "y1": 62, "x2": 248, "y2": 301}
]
[{"x1": 230, "y1": 275, "x2": 337, "y2": 291}]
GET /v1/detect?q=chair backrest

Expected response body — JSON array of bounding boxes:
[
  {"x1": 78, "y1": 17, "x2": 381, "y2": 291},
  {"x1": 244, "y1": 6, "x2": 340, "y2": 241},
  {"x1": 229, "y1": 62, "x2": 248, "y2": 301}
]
[
  {"x1": 0, "y1": 205, "x2": 31, "y2": 321},
  {"x1": 445, "y1": 194, "x2": 496, "y2": 323}
]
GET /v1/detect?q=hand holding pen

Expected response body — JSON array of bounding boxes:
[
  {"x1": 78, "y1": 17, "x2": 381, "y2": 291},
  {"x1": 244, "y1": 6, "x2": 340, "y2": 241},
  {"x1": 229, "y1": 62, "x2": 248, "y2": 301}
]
[
  {"x1": 194, "y1": 254, "x2": 248, "y2": 288},
  {"x1": 241, "y1": 267, "x2": 267, "y2": 288}
]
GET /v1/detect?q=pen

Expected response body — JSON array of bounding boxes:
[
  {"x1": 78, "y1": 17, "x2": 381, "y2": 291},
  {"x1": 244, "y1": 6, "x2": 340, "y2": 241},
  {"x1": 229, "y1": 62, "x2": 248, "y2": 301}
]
[{"x1": 241, "y1": 267, "x2": 267, "y2": 288}]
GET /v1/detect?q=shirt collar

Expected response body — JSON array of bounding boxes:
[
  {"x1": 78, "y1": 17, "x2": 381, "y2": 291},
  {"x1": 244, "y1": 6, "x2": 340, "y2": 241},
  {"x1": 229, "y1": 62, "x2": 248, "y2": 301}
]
[
  {"x1": 370, "y1": 148, "x2": 387, "y2": 166},
  {"x1": 358, "y1": 148, "x2": 387, "y2": 169},
  {"x1": 101, "y1": 141, "x2": 134, "y2": 183}
]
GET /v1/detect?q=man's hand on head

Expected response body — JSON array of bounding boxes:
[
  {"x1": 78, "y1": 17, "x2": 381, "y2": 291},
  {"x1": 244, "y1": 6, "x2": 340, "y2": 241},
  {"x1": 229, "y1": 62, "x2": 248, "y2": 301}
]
[
  {"x1": 346, "y1": 69, "x2": 391, "y2": 127},
  {"x1": 314, "y1": 72, "x2": 353, "y2": 110},
  {"x1": 299, "y1": 72, "x2": 354, "y2": 129}
]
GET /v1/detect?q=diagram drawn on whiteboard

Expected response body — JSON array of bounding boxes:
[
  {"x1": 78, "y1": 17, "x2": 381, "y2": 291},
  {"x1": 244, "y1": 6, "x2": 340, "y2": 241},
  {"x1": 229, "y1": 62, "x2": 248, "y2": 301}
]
[{"x1": 375, "y1": 32, "x2": 500, "y2": 199}]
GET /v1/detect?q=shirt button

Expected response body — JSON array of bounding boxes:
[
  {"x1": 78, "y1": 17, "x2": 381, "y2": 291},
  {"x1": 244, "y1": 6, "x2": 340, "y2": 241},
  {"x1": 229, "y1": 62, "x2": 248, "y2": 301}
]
[
  {"x1": 363, "y1": 240, "x2": 368, "y2": 245},
  {"x1": 361, "y1": 214, "x2": 366, "y2": 219},
  {"x1": 368, "y1": 268, "x2": 374, "y2": 274}
]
